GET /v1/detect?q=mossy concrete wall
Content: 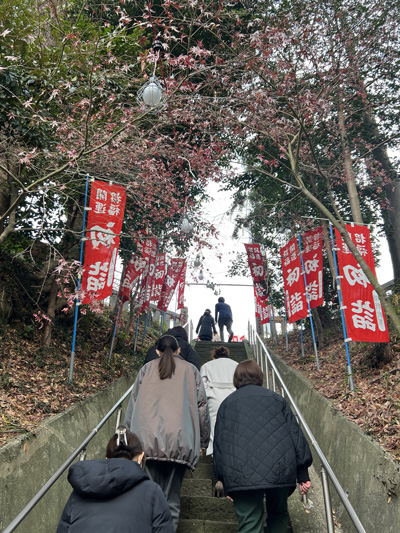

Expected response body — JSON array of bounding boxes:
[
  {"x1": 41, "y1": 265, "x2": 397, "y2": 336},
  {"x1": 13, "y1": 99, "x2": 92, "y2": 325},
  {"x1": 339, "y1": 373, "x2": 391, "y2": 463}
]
[
  {"x1": 0, "y1": 373, "x2": 135, "y2": 533},
  {"x1": 271, "y1": 352, "x2": 400, "y2": 533}
]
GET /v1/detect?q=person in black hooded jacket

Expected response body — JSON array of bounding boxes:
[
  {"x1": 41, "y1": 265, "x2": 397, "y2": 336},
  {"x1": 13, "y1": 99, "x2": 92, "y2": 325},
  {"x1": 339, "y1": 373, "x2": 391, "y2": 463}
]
[
  {"x1": 196, "y1": 309, "x2": 217, "y2": 341},
  {"x1": 144, "y1": 326, "x2": 201, "y2": 370},
  {"x1": 213, "y1": 360, "x2": 312, "y2": 533},
  {"x1": 57, "y1": 426, "x2": 174, "y2": 533}
]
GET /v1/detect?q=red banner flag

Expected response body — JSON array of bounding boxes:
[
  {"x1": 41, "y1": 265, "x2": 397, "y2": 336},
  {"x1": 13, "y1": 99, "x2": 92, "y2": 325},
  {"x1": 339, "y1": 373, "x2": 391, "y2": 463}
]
[
  {"x1": 177, "y1": 262, "x2": 187, "y2": 310},
  {"x1": 120, "y1": 253, "x2": 148, "y2": 303},
  {"x1": 157, "y1": 258, "x2": 185, "y2": 312},
  {"x1": 254, "y1": 287, "x2": 269, "y2": 324},
  {"x1": 137, "y1": 239, "x2": 158, "y2": 314},
  {"x1": 335, "y1": 225, "x2": 389, "y2": 343},
  {"x1": 245, "y1": 243, "x2": 268, "y2": 304},
  {"x1": 81, "y1": 181, "x2": 126, "y2": 304},
  {"x1": 302, "y1": 227, "x2": 324, "y2": 309},
  {"x1": 151, "y1": 253, "x2": 166, "y2": 303},
  {"x1": 280, "y1": 237, "x2": 308, "y2": 323}
]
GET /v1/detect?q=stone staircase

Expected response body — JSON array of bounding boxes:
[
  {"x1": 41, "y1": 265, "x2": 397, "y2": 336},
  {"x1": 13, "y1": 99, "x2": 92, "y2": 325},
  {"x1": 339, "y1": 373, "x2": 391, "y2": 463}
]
[
  {"x1": 177, "y1": 340, "x2": 328, "y2": 533},
  {"x1": 178, "y1": 341, "x2": 247, "y2": 533}
]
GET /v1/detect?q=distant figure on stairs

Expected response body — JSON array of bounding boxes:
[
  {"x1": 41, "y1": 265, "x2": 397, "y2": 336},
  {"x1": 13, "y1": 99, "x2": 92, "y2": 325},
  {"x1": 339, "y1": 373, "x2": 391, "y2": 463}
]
[
  {"x1": 124, "y1": 334, "x2": 210, "y2": 532},
  {"x1": 143, "y1": 325, "x2": 201, "y2": 370},
  {"x1": 215, "y1": 296, "x2": 234, "y2": 342},
  {"x1": 196, "y1": 308, "x2": 217, "y2": 341},
  {"x1": 57, "y1": 426, "x2": 174, "y2": 533},
  {"x1": 213, "y1": 360, "x2": 313, "y2": 533},
  {"x1": 200, "y1": 345, "x2": 238, "y2": 456}
]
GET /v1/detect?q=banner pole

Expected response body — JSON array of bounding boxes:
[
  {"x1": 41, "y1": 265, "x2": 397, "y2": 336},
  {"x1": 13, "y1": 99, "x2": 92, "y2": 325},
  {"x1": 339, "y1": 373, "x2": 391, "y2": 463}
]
[
  {"x1": 300, "y1": 318, "x2": 305, "y2": 358},
  {"x1": 108, "y1": 302, "x2": 121, "y2": 362},
  {"x1": 298, "y1": 234, "x2": 320, "y2": 370},
  {"x1": 133, "y1": 316, "x2": 140, "y2": 353},
  {"x1": 329, "y1": 223, "x2": 354, "y2": 391},
  {"x1": 159, "y1": 311, "x2": 164, "y2": 335},
  {"x1": 270, "y1": 303, "x2": 278, "y2": 345},
  {"x1": 283, "y1": 293, "x2": 289, "y2": 352},
  {"x1": 69, "y1": 175, "x2": 90, "y2": 383},
  {"x1": 142, "y1": 244, "x2": 160, "y2": 346}
]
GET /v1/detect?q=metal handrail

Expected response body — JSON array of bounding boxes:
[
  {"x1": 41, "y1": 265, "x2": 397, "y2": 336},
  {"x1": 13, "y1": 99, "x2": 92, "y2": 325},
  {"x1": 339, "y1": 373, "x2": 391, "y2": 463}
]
[
  {"x1": 3, "y1": 384, "x2": 134, "y2": 533},
  {"x1": 248, "y1": 323, "x2": 366, "y2": 533},
  {"x1": 4, "y1": 314, "x2": 194, "y2": 532}
]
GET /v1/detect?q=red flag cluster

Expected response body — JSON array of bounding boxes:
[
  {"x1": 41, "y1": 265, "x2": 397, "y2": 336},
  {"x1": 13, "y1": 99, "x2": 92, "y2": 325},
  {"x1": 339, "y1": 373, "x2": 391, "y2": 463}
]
[
  {"x1": 335, "y1": 225, "x2": 388, "y2": 343},
  {"x1": 276, "y1": 224, "x2": 388, "y2": 343},
  {"x1": 80, "y1": 180, "x2": 187, "y2": 316}
]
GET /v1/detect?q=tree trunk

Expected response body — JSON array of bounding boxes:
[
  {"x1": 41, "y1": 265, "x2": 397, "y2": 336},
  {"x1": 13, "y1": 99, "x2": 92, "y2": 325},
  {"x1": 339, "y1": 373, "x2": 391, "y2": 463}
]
[
  {"x1": 42, "y1": 275, "x2": 58, "y2": 348},
  {"x1": 311, "y1": 307, "x2": 324, "y2": 348},
  {"x1": 362, "y1": 111, "x2": 400, "y2": 286},
  {"x1": 337, "y1": 86, "x2": 363, "y2": 224}
]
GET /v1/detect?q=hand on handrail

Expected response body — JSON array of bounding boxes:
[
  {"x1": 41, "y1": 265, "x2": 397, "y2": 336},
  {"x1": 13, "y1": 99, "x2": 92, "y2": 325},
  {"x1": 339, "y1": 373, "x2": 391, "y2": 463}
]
[{"x1": 298, "y1": 481, "x2": 311, "y2": 494}]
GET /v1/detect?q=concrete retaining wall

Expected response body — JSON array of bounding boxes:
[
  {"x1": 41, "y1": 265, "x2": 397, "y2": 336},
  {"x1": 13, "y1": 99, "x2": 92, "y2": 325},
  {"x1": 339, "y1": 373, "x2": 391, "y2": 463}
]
[
  {"x1": 0, "y1": 373, "x2": 135, "y2": 533},
  {"x1": 272, "y1": 352, "x2": 400, "y2": 533}
]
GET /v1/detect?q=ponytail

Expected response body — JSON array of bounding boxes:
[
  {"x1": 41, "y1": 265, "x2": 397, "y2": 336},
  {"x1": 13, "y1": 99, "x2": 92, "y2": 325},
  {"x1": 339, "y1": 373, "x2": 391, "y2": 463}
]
[
  {"x1": 157, "y1": 335, "x2": 179, "y2": 380},
  {"x1": 106, "y1": 425, "x2": 144, "y2": 462}
]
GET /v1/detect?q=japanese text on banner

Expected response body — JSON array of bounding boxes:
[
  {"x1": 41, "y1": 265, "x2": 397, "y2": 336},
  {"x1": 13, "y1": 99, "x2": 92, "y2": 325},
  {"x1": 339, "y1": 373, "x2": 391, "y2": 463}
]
[
  {"x1": 280, "y1": 237, "x2": 308, "y2": 323},
  {"x1": 137, "y1": 239, "x2": 158, "y2": 314},
  {"x1": 157, "y1": 258, "x2": 186, "y2": 312},
  {"x1": 302, "y1": 227, "x2": 324, "y2": 309},
  {"x1": 335, "y1": 225, "x2": 388, "y2": 343},
  {"x1": 81, "y1": 181, "x2": 126, "y2": 304},
  {"x1": 244, "y1": 243, "x2": 269, "y2": 304},
  {"x1": 151, "y1": 253, "x2": 167, "y2": 303}
]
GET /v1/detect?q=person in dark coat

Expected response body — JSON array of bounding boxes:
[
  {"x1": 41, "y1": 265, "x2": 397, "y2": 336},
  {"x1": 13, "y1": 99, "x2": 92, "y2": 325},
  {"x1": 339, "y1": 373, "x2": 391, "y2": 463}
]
[
  {"x1": 144, "y1": 326, "x2": 201, "y2": 370},
  {"x1": 213, "y1": 360, "x2": 312, "y2": 533},
  {"x1": 215, "y1": 297, "x2": 234, "y2": 342},
  {"x1": 57, "y1": 426, "x2": 174, "y2": 533},
  {"x1": 196, "y1": 309, "x2": 217, "y2": 341}
]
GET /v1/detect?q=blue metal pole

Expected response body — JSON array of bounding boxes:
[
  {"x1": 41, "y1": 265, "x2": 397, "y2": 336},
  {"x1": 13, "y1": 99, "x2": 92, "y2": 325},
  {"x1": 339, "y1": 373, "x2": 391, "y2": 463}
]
[
  {"x1": 141, "y1": 244, "x2": 160, "y2": 346},
  {"x1": 298, "y1": 234, "x2": 320, "y2": 370},
  {"x1": 300, "y1": 318, "x2": 305, "y2": 358},
  {"x1": 69, "y1": 175, "x2": 90, "y2": 383},
  {"x1": 159, "y1": 311, "x2": 164, "y2": 335},
  {"x1": 108, "y1": 303, "x2": 120, "y2": 362},
  {"x1": 133, "y1": 316, "x2": 140, "y2": 353},
  {"x1": 329, "y1": 223, "x2": 354, "y2": 391},
  {"x1": 283, "y1": 293, "x2": 289, "y2": 351},
  {"x1": 270, "y1": 304, "x2": 278, "y2": 345}
]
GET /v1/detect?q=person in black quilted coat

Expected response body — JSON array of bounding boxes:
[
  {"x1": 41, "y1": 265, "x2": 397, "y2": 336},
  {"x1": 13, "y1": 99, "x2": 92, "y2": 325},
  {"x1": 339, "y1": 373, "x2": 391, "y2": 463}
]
[
  {"x1": 213, "y1": 360, "x2": 312, "y2": 533},
  {"x1": 57, "y1": 426, "x2": 174, "y2": 533}
]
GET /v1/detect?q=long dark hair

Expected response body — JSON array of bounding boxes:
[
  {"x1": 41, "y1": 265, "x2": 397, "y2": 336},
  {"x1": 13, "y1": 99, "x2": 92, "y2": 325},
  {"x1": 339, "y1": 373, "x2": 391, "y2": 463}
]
[
  {"x1": 106, "y1": 425, "x2": 144, "y2": 463},
  {"x1": 157, "y1": 334, "x2": 179, "y2": 380}
]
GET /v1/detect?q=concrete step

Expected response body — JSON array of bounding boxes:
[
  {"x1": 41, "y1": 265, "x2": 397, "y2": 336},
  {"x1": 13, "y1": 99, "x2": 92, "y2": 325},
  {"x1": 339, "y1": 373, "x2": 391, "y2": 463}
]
[
  {"x1": 185, "y1": 463, "x2": 214, "y2": 480},
  {"x1": 181, "y1": 478, "x2": 213, "y2": 497},
  {"x1": 180, "y1": 495, "x2": 237, "y2": 521},
  {"x1": 177, "y1": 519, "x2": 239, "y2": 533}
]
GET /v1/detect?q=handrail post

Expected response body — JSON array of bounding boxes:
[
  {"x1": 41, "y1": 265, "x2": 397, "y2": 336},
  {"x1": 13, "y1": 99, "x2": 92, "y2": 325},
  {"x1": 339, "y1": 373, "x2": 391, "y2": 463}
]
[
  {"x1": 115, "y1": 405, "x2": 122, "y2": 429},
  {"x1": 321, "y1": 466, "x2": 335, "y2": 533}
]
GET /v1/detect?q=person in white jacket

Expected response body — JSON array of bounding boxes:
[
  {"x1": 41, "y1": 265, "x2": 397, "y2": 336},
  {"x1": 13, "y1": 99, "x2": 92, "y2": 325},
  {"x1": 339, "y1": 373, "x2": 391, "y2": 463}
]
[{"x1": 200, "y1": 345, "x2": 238, "y2": 457}]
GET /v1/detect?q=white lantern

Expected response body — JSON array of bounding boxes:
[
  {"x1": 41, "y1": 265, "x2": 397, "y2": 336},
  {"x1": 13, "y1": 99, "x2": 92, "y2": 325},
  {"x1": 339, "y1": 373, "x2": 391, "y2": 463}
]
[
  {"x1": 142, "y1": 80, "x2": 162, "y2": 106},
  {"x1": 181, "y1": 217, "x2": 193, "y2": 234}
]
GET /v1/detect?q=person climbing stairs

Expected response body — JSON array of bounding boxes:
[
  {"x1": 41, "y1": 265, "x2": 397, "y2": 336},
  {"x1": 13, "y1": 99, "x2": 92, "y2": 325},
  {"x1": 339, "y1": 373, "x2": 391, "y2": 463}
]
[{"x1": 178, "y1": 340, "x2": 247, "y2": 532}]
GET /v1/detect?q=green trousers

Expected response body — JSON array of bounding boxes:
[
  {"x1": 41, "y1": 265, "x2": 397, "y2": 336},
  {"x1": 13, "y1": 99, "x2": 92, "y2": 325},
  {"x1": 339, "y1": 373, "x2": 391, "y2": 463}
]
[{"x1": 232, "y1": 487, "x2": 292, "y2": 533}]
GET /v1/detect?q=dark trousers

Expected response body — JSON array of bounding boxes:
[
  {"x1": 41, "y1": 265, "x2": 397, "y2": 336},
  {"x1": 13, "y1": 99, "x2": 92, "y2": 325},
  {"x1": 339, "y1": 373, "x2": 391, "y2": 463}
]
[
  {"x1": 146, "y1": 460, "x2": 187, "y2": 532},
  {"x1": 232, "y1": 487, "x2": 291, "y2": 533},
  {"x1": 218, "y1": 317, "x2": 233, "y2": 342}
]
